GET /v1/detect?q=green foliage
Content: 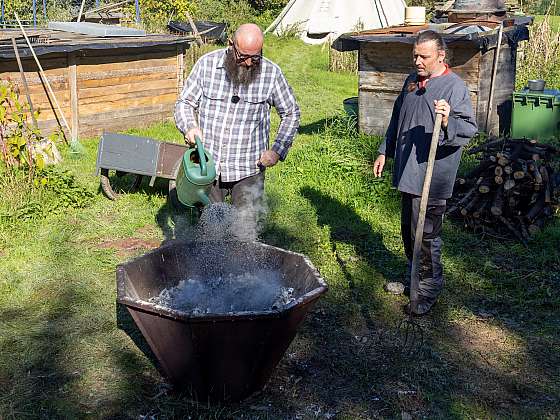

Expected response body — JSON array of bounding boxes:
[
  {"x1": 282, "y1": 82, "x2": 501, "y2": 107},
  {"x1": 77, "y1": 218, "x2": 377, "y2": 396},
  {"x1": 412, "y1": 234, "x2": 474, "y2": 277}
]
[
  {"x1": 130, "y1": 0, "x2": 197, "y2": 33},
  {"x1": 0, "y1": 81, "x2": 62, "y2": 172},
  {"x1": 0, "y1": 166, "x2": 94, "y2": 224},
  {"x1": 524, "y1": 0, "x2": 560, "y2": 14},
  {"x1": 516, "y1": 15, "x2": 560, "y2": 90},
  {"x1": 194, "y1": 0, "x2": 257, "y2": 34},
  {"x1": 1, "y1": 0, "x2": 30, "y2": 21}
]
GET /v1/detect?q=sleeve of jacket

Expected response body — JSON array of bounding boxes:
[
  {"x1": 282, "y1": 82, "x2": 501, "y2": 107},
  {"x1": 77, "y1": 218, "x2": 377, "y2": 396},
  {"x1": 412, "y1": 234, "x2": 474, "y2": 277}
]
[
  {"x1": 270, "y1": 68, "x2": 300, "y2": 160},
  {"x1": 441, "y1": 79, "x2": 478, "y2": 147},
  {"x1": 174, "y1": 58, "x2": 204, "y2": 135},
  {"x1": 378, "y1": 78, "x2": 409, "y2": 157}
]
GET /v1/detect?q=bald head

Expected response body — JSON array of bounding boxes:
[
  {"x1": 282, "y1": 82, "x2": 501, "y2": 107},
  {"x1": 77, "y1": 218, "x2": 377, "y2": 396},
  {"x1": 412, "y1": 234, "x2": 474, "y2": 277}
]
[{"x1": 233, "y1": 23, "x2": 264, "y2": 55}]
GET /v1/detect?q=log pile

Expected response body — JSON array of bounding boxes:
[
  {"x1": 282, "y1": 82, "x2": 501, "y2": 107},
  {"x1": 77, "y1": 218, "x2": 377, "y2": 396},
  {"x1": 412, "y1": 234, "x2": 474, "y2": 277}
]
[{"x1": 448, "y1": 138, "x2": 560, "y2": 244}]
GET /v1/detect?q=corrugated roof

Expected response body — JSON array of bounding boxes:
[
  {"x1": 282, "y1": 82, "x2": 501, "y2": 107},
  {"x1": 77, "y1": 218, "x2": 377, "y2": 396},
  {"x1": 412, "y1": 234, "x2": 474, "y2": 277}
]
[
  {"x1": 332, "y1": 17, "x2": 531, "y2": 52},
  {"x1": 0, "y1": 28, "x2": 195, "y2": 59}
]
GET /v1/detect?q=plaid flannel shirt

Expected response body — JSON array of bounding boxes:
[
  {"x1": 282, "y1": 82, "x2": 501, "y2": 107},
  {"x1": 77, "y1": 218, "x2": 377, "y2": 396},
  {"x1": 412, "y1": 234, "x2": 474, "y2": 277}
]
[{"x1": 175, "y1": 48, "x2": 300, "y2": 182}]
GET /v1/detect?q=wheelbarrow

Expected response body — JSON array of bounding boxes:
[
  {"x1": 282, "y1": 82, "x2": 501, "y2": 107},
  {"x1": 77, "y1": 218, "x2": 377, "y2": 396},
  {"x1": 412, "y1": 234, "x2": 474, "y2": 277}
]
[{"x1": 95, "y1": 133, "x2": 188, "y2": 203}]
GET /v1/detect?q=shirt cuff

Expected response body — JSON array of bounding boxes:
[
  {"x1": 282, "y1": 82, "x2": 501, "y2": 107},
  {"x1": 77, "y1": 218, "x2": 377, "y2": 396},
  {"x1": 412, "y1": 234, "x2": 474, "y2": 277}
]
[{"x1": 272, "y1": 141, "x2": 289, "y2": 161}]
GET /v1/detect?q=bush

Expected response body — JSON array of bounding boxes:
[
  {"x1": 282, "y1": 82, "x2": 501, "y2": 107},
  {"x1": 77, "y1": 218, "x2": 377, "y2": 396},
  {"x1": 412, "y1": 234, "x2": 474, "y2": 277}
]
[{"x1": 0, "y1": 166, "x2": 94, "y2": 225}]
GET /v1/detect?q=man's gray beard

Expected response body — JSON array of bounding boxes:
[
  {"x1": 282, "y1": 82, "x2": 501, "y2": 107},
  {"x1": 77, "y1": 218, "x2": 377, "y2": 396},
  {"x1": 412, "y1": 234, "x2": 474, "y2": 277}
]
[{"x1": 224, "y1": 48, "x2": 261, "y2": 87}]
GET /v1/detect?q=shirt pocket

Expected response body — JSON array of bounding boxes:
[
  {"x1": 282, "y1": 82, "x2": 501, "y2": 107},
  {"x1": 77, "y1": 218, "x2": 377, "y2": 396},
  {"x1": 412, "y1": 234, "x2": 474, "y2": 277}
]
[
  {"x1": 200, "y1": 91, "x2": 227, "y2": 118},
  {"x1": 240, "y1": 93, "x2": 269, "y2": 122}
]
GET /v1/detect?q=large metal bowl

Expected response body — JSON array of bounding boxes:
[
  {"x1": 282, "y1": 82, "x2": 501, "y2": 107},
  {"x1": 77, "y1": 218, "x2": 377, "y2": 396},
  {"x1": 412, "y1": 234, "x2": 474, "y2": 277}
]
[{"x1": 116, "y1": 240, "x2": 327, "y2": 402}]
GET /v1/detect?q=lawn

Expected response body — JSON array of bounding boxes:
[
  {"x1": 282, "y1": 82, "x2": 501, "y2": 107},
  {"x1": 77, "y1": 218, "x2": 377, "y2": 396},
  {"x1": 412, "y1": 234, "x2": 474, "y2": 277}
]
[{"x1": 1, "y1": 36, "x2": 559, "y2": 419}]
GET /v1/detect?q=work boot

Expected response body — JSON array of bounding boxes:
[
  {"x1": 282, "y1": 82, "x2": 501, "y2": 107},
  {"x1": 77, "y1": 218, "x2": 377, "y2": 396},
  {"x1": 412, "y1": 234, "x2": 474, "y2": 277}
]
[{"x1": 404, "y1": 295, "x2": 437, "y2": 316}]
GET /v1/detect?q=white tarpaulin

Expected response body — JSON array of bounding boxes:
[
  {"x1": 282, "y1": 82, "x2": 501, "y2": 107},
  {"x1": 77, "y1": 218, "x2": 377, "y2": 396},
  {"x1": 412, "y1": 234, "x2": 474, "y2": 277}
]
[{"x1": 265, "y1": 0, "x2": 406, "y2": 44}]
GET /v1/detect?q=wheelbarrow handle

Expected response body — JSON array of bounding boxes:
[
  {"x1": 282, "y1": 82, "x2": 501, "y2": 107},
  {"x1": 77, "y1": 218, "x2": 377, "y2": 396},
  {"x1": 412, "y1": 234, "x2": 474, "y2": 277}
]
[
  {"x1": 409, "y1": 112, "x2": 443, "y2": 314},
  {"x1": 194, "y1": 135, "x2": 208, "y2": 177}
]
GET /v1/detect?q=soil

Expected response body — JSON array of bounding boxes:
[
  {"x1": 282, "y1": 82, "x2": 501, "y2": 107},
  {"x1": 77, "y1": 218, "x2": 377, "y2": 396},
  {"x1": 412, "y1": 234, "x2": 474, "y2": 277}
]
[{"x1": 98, "y1": 238, "x2": 161, "y2": 258}]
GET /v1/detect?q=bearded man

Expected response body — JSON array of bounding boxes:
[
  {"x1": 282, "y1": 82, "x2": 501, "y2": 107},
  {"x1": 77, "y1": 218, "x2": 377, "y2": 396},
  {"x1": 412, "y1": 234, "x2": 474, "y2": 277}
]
[
  {"x1": 373, "y1": 30, "x2": 477, "y2": 315},
  {"x1": 175, "y1": 23, "x2": 300, "y2": 208}
]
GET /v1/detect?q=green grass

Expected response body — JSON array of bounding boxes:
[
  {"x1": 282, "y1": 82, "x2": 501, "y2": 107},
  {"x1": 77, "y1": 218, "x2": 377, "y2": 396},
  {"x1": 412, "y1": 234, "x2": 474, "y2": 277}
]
[
  {"x1": 1, "y1": 36, "x2": 560, "y2": 419},
  {"x1": 534, "y1": 14, "x2": 560, "y2": 32}
]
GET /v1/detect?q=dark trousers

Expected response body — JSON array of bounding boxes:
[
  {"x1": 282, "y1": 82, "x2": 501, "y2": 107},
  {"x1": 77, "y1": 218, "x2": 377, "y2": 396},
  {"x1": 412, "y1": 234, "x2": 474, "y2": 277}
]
[
  {"x1": 401, "y1": 192, "x2": 446, "y2": 302},
  {"x1": 209, "y1": 172, "x2": 265, "y2": 208}
]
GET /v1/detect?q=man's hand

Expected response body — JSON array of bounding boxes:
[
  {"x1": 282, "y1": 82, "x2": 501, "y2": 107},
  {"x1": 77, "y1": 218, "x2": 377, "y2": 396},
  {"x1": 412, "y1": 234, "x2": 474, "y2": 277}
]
[
  {"x1": 373, "y1": 154, "x2": 386, "y2": 178},
  {"x1": 185, "y1": 127, "x2": 203, "y2": 145},
  {"x1": 434, "y1": 99, "x2": 451, "y2": 128},
  {"x1": 257, "y1": 150, "x2": 280, "y2": 168}
]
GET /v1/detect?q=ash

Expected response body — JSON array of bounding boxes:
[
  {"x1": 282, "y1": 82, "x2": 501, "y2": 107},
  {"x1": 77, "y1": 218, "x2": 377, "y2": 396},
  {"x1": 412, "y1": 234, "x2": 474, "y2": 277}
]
[
  {"x1": 149, "y1": 271, "x2": 295, "y2": 313},
  {"x1": 150, "y1": 203, "x2": 296, "y2": 313}
]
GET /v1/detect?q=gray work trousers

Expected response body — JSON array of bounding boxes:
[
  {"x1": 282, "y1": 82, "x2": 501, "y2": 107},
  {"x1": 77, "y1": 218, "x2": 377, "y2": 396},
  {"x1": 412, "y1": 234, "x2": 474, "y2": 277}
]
[
  {"x1": 401, "y1": 192, "x2": 446, "y2": 302},
  {"x1": 209, "y1": 172, "x2": 265, "y2": 207}
]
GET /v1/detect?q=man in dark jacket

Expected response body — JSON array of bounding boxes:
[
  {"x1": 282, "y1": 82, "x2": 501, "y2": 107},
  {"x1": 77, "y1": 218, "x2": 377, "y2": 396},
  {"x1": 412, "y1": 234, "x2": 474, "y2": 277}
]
[{"x1": 373, "y1": 30, "x2": 477, "y2": 315}]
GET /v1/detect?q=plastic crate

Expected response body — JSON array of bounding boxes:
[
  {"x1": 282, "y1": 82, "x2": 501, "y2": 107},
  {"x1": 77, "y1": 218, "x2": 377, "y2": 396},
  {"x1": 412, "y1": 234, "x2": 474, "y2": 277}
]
[{"x1": 511, "y1": 89, "x2": 560, "y2": 140}]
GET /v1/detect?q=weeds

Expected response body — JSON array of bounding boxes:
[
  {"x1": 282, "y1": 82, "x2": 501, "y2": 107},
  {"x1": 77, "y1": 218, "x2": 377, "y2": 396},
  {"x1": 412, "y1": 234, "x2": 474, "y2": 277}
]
[{"x1": 516, "y1": 13, "x2": 560, "y2": 89}]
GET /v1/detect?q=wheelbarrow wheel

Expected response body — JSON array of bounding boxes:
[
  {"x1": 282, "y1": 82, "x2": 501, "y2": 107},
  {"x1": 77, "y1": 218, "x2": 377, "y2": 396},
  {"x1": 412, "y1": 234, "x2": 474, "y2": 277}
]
[{"x1": 100, "y1": 168, "x2": 143, "y2": 200}]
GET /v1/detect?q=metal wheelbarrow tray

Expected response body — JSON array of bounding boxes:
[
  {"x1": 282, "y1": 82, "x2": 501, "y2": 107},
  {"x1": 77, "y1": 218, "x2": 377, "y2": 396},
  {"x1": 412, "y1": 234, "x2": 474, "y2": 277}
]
[
  {"x1": 96, "y1": 133, "x2": 188, "y2": 200},
  {"x1": 116, "y1": 240, "x2": 328, "y2": 402}
]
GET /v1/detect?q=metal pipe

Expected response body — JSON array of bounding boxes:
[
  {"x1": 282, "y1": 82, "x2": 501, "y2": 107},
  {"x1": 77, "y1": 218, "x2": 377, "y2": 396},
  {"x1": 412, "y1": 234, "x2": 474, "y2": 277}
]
[
  {"x1": 485, "y1": 23, "x2": 504, "y2": 134},
  {"x1": 135, "y1": 0, "x2": 140, "y2": 23},
  {"x1": 33, "y1": 0, "x2": 37, "y2": 27},
  {"x1": 1, "y1": 0, "x2": 4, "y2": 28},
  {"x1": 11, "y1": 37, "x2": 39, "y2": 129},
  {"x1": 43, "y1": 0, "x2": 47, "y2": 21},
  {"x1": 77, "y1": 0, "x2": 86, "y2": 22}
]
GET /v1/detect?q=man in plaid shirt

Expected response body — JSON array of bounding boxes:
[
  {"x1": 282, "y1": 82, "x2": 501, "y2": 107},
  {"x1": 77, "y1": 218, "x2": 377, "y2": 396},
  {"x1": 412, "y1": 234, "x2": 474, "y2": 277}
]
[{"x1": 175, "y1": 23, "x2": 300, "y2": 208}]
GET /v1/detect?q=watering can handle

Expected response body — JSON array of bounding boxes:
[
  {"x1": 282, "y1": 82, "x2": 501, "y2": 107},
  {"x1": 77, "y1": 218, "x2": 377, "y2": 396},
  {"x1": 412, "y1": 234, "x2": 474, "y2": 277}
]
[{"x1": 194, "y1": 136, "x2": 208, "y2": 177}]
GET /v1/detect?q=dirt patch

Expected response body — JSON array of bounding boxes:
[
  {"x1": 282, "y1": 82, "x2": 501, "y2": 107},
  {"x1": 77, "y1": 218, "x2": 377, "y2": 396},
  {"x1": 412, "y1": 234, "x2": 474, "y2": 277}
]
[
  {"x1": 136, "y1": 225, "x2": 161, "y2": 238},
  {"x1": 99, "y1": 238, "x2": 161, "y2": 258}
]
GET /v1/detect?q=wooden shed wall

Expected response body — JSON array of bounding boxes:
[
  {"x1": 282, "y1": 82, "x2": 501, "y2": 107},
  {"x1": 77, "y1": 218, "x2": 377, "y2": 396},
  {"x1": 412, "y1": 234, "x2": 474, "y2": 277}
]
[
  {"x1": 1, "y1": 45, "x2": 185, "y2": 138},
  {"x1": 358, "y1": 41, "x2": 516, "y2": 137}
]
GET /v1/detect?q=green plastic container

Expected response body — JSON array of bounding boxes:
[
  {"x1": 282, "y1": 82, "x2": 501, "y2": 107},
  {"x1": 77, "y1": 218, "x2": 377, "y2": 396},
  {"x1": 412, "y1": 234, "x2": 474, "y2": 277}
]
[
  {"x1": 511, "y1": 89, "x2": 560, "y2": 140},
  {"x1": 175, "y1": 137, "x2": 216, "y2": 208},
  {"x1": 343, "y1": 96, "x2": 358, "y2": 118}
]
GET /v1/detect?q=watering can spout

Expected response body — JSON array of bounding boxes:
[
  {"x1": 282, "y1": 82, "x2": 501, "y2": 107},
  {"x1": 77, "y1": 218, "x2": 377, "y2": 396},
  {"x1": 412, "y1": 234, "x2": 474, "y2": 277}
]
[
  {"x1": 175, "y1": 136, "x2": 216, "y2": 208},
  {"x1": 197, "y1": 189, "x2": 211, "y2": 206}
]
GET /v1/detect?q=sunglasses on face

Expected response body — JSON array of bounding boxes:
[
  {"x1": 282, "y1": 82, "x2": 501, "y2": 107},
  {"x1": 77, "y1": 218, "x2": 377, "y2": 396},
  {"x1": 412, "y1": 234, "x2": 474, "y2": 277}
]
[{"x1": 231, "y1": 43, "x2": 262, "y2": 64}]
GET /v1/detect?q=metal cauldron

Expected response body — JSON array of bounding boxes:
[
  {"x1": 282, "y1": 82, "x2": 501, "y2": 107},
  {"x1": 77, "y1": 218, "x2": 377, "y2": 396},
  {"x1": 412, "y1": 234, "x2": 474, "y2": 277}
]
[{"x1": 116, "y1": 240, "x2": 328, "y2": 401}]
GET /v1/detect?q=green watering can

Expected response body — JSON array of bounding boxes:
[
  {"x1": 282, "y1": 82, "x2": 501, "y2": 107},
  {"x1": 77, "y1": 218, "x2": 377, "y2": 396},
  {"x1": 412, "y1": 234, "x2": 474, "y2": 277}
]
[{"x1": 175, "y1": 136, "x2": 216, "y2": 208}]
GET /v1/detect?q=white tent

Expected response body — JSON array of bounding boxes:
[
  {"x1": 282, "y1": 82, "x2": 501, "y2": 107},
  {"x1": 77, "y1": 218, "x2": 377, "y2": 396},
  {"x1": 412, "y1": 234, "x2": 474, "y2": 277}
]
[{"x1": 265, "y1": 0, "x2": 407, "y2": 45}]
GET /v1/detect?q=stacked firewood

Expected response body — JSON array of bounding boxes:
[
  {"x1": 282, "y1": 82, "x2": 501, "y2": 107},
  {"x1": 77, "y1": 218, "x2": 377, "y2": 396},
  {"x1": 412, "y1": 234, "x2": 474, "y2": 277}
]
[{"x1": 448, "y1": 138, "x2": 560, "y2": 244}]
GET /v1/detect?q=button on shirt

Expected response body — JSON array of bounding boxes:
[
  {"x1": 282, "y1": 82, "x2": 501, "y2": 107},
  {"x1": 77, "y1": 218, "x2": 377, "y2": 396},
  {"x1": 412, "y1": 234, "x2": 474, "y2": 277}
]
[{"x1": 175, "y1": 49, "x2": 300, "y2": 182}]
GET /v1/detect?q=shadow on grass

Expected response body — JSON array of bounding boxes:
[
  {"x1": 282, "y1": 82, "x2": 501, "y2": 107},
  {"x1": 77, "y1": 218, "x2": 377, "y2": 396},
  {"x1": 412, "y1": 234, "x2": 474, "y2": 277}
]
[{"x1": 298, "y1": 118, "x2": 330, "y2": 135}]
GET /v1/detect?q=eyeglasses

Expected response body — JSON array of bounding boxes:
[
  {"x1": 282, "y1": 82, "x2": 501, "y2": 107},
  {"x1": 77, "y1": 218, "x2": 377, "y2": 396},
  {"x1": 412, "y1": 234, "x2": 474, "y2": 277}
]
[{"x1": 231, "y1": 43, "x2": 262, "y2": 64}]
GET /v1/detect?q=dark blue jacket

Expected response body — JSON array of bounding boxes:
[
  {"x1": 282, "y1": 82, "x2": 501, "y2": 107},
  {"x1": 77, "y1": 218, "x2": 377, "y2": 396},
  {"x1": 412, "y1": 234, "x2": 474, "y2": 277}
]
[{"x1": 379, "y1": 71, "x2": 477, "y2": 199}]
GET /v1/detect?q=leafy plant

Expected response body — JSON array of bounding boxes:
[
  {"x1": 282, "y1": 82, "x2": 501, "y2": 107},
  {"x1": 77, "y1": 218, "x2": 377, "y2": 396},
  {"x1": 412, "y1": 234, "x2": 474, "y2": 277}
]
[{"x1": 0, "y1": 81, "x2": 45, "y2": 172}]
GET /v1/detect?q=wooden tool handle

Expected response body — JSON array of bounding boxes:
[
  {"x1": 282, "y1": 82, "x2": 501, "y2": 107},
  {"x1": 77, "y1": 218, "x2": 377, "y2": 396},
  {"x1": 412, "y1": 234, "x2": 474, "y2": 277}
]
[{"x1": 409, "y1": 112, "x2": 443, "y2": 314}]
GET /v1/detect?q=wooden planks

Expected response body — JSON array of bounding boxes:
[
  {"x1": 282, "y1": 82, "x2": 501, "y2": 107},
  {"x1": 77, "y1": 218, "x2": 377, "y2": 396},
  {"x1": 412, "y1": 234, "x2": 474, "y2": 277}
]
[{"x1": 1, "y1": 46, "x2": 180, "y2": 137}]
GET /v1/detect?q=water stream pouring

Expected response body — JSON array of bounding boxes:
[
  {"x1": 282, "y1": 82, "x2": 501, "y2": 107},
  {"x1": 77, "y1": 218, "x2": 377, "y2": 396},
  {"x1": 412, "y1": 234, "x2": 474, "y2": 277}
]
[{"x1": 175, "y1": 136, "x2": 216, "y2": 208}]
